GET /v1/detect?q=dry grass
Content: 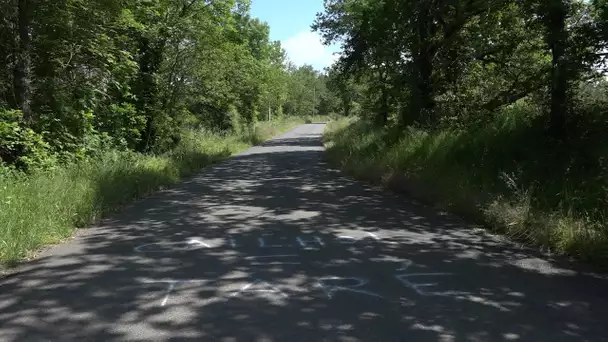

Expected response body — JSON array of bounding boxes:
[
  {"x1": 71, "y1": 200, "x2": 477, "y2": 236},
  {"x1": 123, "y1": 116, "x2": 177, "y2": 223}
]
[{"x1": 324, "y1": 111, "x2": 608, "y2": 266}]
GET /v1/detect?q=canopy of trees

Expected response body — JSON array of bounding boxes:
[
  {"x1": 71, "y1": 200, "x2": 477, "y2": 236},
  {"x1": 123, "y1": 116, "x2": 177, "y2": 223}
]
[
  {"x1": 315, "y1": 0, "x2": 608, "y2": 134},
  {"x1": 0, "y1": 0, "x2": 335, "y2": 170}
]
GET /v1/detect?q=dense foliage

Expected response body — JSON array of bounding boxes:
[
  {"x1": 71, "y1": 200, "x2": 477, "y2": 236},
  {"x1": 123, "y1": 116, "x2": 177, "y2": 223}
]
[
  {"x1": 317, "y1": 0, "x2": 608, "y2": 262},
  {"x1": 315, "y1": 0, "x2": 608, "y2": 131},
  {"x1": 0, "y1": 0, "x2": 335, "y2": 171}
]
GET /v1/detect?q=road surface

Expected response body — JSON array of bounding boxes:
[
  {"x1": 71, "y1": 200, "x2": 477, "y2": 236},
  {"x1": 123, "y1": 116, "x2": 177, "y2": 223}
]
[{"x1": 1, "y1": 123, "x2": 608, "y2": 341}]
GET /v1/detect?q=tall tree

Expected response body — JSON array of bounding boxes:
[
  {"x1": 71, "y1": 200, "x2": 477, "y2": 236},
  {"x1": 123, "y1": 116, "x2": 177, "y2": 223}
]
[{"x1": 13, "y1": 0, "x2": 32, "y2": 123}]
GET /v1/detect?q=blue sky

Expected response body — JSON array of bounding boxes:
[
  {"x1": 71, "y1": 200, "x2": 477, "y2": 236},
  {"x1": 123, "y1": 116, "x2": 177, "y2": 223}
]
[{"x1": 250, "y1": 0, "x2": 340, "y2": 70}]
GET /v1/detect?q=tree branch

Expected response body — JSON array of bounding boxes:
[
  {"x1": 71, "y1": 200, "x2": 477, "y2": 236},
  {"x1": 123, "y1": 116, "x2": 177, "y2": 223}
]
[{"x1": 482, "y1": 68, "x2": 549, "y2": 111}]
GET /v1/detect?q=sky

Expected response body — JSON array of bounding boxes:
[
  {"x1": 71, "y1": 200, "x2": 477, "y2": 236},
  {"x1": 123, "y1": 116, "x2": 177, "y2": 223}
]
[{"x1": 250, "y1": 0, "x2": 341, "y2": 71}]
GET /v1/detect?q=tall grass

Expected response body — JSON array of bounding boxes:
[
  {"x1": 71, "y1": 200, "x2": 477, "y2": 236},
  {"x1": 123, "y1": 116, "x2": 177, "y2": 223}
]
[
  {"x1": 0, "y1": 118, "x2": 304, "y2": 266},
  {"x1": 325, "y1": 107, "x2": 608, "y2": 265}
]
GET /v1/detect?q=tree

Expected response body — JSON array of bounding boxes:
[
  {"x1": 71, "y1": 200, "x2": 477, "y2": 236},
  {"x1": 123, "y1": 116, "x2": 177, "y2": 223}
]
[
  {"x1": 313, "y1": 0, "x2": 604, "y2": 132},
  {"x1": 0, "y1": 0, "x2": 332, "y2": 169},
  {"x1": 13, "y1": 0, "x2": 32, "y2": 124}
]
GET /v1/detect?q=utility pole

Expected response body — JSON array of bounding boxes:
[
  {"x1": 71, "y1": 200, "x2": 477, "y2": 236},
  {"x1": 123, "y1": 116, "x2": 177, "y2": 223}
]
[{"x1": 268, "y1": 104, "x2": 271, "y2": 121}]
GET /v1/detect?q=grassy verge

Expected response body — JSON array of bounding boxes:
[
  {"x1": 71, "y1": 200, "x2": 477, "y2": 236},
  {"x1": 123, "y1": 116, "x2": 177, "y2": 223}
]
[
  {"x1": 0, "y1": 118, "x2": 304, "y2": 266},
  {"x1": 324, "y1": 109, "x2": 608, "y2": 266}
]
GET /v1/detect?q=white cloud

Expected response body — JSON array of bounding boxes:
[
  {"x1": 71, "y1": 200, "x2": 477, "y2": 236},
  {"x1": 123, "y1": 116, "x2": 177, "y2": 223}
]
[{"x1": 282, "y1": 31, "x2": 339, "y2": 70}]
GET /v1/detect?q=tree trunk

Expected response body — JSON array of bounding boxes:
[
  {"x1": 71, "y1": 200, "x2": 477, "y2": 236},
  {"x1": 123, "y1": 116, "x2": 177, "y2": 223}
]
[
  {"x1": 407, "y1": 1, "x2": 435, "y2": 127},
  {"x1": 342, "y1": 96, "x2": 351, "y2": 116},
  {"x1": 339, "y1": 83, "x2": 351, "y2": 116},
  {"x1": 134, "y1": 35, "x2": 165, "y2": 152},
  {"x1": 418, "y1": 47, "x2": 434, "y2": 125},
  {"x1": 376, "y1": 70, "x2": 389, "y2": 126},
  {"x1": 13, "y1": 0, "x2": 33, "y2": 123},
  {"x1": 546, "y1": 0, "x2": 568, "y2": 138},
  {"x1": 377, "y1": 87, "x2": 389, "y2": 126}
]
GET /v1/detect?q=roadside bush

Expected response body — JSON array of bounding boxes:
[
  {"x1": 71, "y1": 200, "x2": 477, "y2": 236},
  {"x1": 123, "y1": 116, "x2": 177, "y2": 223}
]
[
  {"x1": 325, "y1": 107, "x2": 608, "y2": 265},
  {"x1": 0, "y1": 118, "x2": 303, "y2": 266},
  {"x1": 0, "y1": 109, "x2": 55, "y2": 171}
]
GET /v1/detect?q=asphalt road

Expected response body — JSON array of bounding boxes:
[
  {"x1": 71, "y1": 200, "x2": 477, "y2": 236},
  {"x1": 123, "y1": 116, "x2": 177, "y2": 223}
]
[{"x1": 1, "y1": 123, "x2": 608, "y2": 342}]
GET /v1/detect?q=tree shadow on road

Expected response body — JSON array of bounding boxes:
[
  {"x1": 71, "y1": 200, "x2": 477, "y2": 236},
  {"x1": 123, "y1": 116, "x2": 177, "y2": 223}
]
[{"x1": 1, "y1": 125, "x2": 608, "y2": 341}]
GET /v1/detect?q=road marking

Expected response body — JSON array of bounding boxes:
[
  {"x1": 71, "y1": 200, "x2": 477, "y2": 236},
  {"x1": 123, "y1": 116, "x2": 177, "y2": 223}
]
[
  {"x1": 258, "y1": 236, "x2": 285, "y2": 248},
  {"x1": 161, "y1": 282, "x2": 175, "y2": 306},
  {"x1": 366, "y1": 232, "x2": 380, "y2": 240},
  {"x1": 336, "y1": 236, "x2": 357, "y2": 244},
  {"x1": 139, "y1": 279, "x2": 208, "y2": 307},
  {"x1": 393, "y1": 259, "x2": 454, "y2": 296},
  {"x1": 316, "y1": 276, "x2": 384, "y2": 300},
  {"x1": 395, "y1": 272, "x2": 452, "y2": 296},
  {"x1": 136, "y1": 232, "x2": 386, "y2": 253},
  {"x1": 296, "y1": 236, "x2": 324, "y2": 248},
  {"x1": 187, "y1": 238, "x2": 211, "y2": 248},
  {"x1": 296, "y1": 237, "x2": 305, "y2": 247},
  {"x1": 230, "y1": 279, "x2": 288, "y2": 298},
  {"x1": 397, "y1": 260, "x2": 413, "y2": 271},
  {"x1": 246, "y1": 255, "x2": 298, "y2": 259},
  {"x1": 250, "y1": 261, "x2": 302, "y2": 266},
  {"x1": 140, "y1": 278, "x2": 208, "y2": 284},
  {"x1": 135, "y1": 239, "x2": 210, "y2": 253}
]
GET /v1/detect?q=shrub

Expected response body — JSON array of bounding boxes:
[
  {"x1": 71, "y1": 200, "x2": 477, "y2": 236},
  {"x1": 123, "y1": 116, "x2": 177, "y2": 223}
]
[{"x1": 0, "y1": 109, "x2": 55, "y2": 171}]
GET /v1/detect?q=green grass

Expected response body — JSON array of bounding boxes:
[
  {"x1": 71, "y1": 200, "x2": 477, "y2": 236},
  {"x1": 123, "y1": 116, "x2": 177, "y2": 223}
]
[
  {"x1": 324, "y1": 107, "x2": 608, "y2": 266},
  {"x1": 0, "y1": 118, "x2": 304, "y2": 266}
]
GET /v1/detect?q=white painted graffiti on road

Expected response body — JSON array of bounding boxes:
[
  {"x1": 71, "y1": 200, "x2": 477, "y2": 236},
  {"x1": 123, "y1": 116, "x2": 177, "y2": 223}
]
[
  {"x1": 316, "y1": 276, "x2": 384, "y2": 300},
  {"x1": 134, "y1": 233, "x2": 382, "y2": 253},
  {"x1": 139, "y1": 259, "x2": 453, "y2": 307},
  {"x1": 229, "y1": 279, "x2": 289, "y2": 298},
  {"x1": 394, "y1": 260, "x2": 453, "y2": 296},
  {"x1": 140, "y1": 278, "x2": 209, "y2": 307}
]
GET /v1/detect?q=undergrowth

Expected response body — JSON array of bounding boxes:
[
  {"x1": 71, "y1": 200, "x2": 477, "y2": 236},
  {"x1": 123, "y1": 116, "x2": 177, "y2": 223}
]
[
  {"x1": 0, "y1": 118, "x2": 304, "y2": 266},
  {"x1": 324, "y1": 106, "x2": 608, "y2": 266}
]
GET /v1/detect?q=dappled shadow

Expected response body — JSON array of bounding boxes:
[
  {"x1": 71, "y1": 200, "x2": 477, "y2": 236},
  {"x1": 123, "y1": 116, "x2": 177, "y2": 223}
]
[
  {"x1": 260, "y1": 136, "x2": 323, "y2": 148},
  {"x1": 1, "y1": 124, "x2": 608, "y2": 341},
  {"x1": 90, "y1": 147, "x2": 235, "y2": 226}
]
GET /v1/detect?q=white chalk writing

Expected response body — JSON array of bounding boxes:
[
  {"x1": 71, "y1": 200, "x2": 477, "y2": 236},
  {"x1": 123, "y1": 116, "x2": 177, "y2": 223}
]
[
  {"x1": 394, "y1": 259, "x2": 452, "y2": 296},
  {"x1": 140, "y1": 279, "x2": 208, "y2": 307},
  {"x1": 316, "y1": 276, "x2": 384, "y2": 300},
  {"x1": 135, "y1": 233, "x2": 385, "y2": 253},
  {"x1": 296, "y1": 236, "x2": 325, "y2": 249},
  {"x1": 230, "y1": 279, "x2": 288, "y2": 298}
]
